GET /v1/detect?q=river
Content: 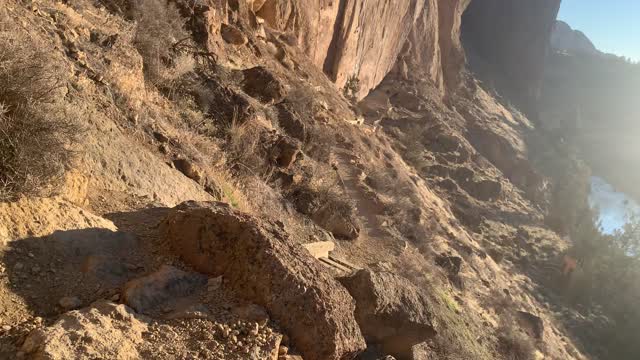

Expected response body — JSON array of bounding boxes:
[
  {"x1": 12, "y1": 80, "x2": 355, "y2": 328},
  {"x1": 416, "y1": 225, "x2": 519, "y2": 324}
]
[{"x1": 589, "y1": 176, "x2": 640, "y2": 234}]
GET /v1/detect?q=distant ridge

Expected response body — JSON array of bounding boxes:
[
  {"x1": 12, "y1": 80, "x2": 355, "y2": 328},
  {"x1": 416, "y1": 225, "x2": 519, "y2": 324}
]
[{"x1": 550, "y1": 20, "x2": 598, "y2": 54}]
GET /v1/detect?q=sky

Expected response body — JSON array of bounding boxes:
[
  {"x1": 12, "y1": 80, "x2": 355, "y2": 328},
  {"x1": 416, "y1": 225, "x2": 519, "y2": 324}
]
[{"x1": 558, "y1": 0, "x2": 640, "y2": 61}]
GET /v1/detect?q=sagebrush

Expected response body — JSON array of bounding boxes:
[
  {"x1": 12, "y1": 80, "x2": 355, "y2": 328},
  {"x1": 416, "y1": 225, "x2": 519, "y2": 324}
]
[
  {"x1": 497, "y1": 324, "x2": 536, "y2": 360},
  {"x1": 0, "y1": 27, "x2": 79, "y2": 201},
  {"x1": 131, "y1": 0, "x2": 193, "y2": 88}
]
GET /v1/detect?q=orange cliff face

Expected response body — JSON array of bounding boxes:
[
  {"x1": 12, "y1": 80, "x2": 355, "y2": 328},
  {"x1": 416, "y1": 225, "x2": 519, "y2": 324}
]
[
  {"x1": 253, "y1": 0, "x2": 472, "y2": 99},
  {"x1": 249, "y1": 0, "x2": 563, "y2": 108}
]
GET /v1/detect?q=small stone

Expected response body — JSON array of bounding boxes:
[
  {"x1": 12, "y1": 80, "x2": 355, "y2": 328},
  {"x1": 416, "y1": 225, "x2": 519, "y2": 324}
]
[
  {"x1": 250, "y1": 323, "x2": 259, "y2": 336},
  {"x1": 153, "y1": 131, "x2": 169, "y2": 143},
  {"x1": 279, "y1": 345, "x2": 289, "y2": 355},
  {"x1": 232, "y1": 304, "x2": 269, "y2": 325},
  {"x1": 110, "y1": 294, "x2": 120, "y2": 301},
  {"x1": 159, "y1": 144, "x2": 169, "y2": 154},
  {"x1": 58, "y1": 296, "x2": 82, "y2": 310},
  {"x1": 2, "y1": 325, "x2": 11, "y2": 331},
  {"x1": 230, "y1": 335, "x2": 238, "y2": 343},
  {"x1": 208, "y1": 276, "x2": 222, "y2": 291},
  {"x1": 173, "y1": 158, "x2": 204, "y2": 184},
  {"x1": 14, "y1": 262, "x2": 24, "y2": 271}
]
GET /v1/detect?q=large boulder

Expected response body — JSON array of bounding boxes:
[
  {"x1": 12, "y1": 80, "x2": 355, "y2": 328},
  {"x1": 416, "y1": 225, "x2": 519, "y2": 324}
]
[
  {"x1": 220, "y1": 23, "x2": 248, "y2": 45},
  {"x1": 313, "y1": 205, "x2": 361, "y2": 240},
  {"x1": 291, "y1": 186, "x2": 361, "y2": 240},
  {"x1": 160, "y1": 201, "x2": 366, "y2": 360},
  {"x1": 241, "y1": 66, "x2": 286, "y2": 104},
  {"x1": 339, "y1": 270, "x2": 437, "y2": 358},
  {"x1": 21, "y1": 301, "x2": 148, "y2": 359},
  {"x1": 516, "y1": 310, "x2": 545, "y2": 340}
]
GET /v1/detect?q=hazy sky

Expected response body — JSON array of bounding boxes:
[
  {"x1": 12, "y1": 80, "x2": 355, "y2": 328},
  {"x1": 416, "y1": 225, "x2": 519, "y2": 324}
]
[
  {"x1": 590, "y1": 177, "x2": 640, "y2": 234},
  {"x1": 558, "y1": 0, "x2": 640, "y2": 60}
]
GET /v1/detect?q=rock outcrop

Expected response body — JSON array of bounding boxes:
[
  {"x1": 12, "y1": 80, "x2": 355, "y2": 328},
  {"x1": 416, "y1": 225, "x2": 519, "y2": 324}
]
[
  {"x1": 516, "y1": 311, "x2": 545, "y2": 340},
  {"x1": 394, "y1": 0, "x2": 472, "y2": 92},
  {"x1": 161, "y1": 201, "x2": 366, "y2": 360},
  {"x1": 22, "y1": 301, "x2": 148, "y2": 359},
  {"x1": 339, "y1": 269, "x2": 436, "y2": 358}
]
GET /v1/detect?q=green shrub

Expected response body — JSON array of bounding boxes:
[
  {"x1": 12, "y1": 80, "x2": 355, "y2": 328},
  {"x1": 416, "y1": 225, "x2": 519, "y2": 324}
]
[{"x1": 343, "y1": 74, "x2": 361, "y2": 103}]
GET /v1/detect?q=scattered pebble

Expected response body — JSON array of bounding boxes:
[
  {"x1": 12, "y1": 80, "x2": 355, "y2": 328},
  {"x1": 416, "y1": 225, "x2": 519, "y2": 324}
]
[{"x1": 59, "y1": 296, "x2": 82, "y2": 310}]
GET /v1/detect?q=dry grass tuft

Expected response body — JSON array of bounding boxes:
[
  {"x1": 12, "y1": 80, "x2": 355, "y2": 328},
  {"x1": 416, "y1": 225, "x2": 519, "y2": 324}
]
[
  {"x1": 131, "y1": 0, "x2": 193, "y2": 88},
  {"x1": 497, "y1": 324, "x2": 537, "y2": 360},
  {"x1": 224, "y1": 114, "x2": 264, "y2": 171},
  {"x1": 0, "y1": 28, "x2": 80, "y2": 201}
]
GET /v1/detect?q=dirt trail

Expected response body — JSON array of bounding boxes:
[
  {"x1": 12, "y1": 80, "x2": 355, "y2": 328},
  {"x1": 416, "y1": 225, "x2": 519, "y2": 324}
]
[{"x1": 332, "y1": 149, "x2": 404, "y2": 265}]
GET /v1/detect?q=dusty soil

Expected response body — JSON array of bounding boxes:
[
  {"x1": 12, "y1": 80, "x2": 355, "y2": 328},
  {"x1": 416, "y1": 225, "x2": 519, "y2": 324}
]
[{"x1": 0, "y1": 0, "x2": 590, "y2": 359}]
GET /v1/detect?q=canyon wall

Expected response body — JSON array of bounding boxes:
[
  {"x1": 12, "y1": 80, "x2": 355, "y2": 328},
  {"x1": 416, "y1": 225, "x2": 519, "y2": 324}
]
[
  {"x1": 254, "y1": 0, "x2": 561, "y2": 103},
  {"x1": 461, "y1": 0, "x2": 561, "y2": 118},
  {"x1": 254, "y1": 0, "x2": 471, "y2": 98}
]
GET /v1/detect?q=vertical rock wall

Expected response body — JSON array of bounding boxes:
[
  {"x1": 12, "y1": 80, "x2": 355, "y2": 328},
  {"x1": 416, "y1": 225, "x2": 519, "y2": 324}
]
[
  {"x1": 256, "y1": 0, "x2": 470, "y2": 98},
  {"x1": 461, "y1": 0, "x2": 561, "y2": 117},
  {"x1": 254, "y1": 0, "x2": 560, "y2": 102}
]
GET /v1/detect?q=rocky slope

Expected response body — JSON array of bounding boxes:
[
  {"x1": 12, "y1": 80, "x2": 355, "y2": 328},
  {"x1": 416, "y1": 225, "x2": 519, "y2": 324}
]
[{"x1": 0, "y1": 0, "x2": 591, "y2": 359}]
